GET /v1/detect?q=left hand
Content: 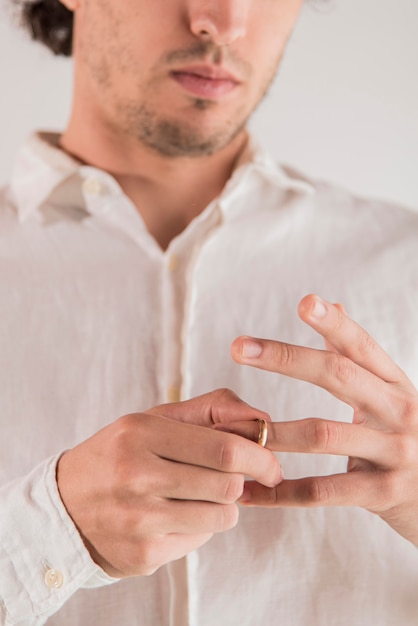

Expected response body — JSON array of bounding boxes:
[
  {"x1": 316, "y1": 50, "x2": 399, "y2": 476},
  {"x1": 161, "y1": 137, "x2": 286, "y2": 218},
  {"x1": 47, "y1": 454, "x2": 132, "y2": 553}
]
[
  {"x1": 57, "y1": 388, "x2": 280, "y2": 578},
  {"x1": 226, "y1": 294, "x2": 418, "y2": 544}
]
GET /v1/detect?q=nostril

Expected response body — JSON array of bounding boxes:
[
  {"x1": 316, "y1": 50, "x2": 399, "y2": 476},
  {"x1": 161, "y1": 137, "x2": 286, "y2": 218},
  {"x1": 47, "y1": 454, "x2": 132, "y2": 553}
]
[
  {"x1": 190, "y1": 13, "x2": 247, "y2": 45},
  {"x1": 192, "y1": 18, "x2": 217, "y2": 41}
]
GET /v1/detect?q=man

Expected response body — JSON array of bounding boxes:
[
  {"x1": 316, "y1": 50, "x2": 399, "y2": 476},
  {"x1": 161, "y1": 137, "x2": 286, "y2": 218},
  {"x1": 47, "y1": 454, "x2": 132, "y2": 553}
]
[{"x1": 1, "y1": 0, "x2": 418, "y2": 624}]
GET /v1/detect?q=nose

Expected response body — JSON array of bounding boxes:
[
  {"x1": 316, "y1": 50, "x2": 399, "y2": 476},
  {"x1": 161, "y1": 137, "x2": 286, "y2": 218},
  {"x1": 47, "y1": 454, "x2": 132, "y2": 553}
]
[{"x1": 188, "y1": 0, "x2": 250, "y2": 46}]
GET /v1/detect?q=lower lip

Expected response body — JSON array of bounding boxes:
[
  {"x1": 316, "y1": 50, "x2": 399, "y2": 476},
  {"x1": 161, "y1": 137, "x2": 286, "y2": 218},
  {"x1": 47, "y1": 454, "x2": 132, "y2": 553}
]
[{"x1": 171, "y1": 71, "x2": 239, "y2": 99}]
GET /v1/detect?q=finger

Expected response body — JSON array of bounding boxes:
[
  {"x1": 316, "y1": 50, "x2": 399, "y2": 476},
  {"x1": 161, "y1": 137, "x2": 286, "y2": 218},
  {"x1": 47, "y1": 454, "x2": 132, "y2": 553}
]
[
  {"x1": 215, "y1": 419, "x2": 392, "y2": 466},
  {"x1": 323, "y1": 303, "x2": 345, "y2": 352},
  {"x1": 136, "y1": 414, "x2": 282, "y2": 487},
  {"x1": 136, "y1": 499, "x2": 241, "y2": 534},
  {"x1": 231, "y1": 336, "x2": 399, "y2": 420},
  {"x1": 298, "y1": 294, "x2": 412, "y2": 389},
  {"x1": 152, "y1": 459, "x2": 245, "y2": 504},
  {"x1": 239, "y1": 470, "x2": 389, "y2": 510},
  {"x1": 147, "y1": 387, "x2": 270, "y2": 427}
]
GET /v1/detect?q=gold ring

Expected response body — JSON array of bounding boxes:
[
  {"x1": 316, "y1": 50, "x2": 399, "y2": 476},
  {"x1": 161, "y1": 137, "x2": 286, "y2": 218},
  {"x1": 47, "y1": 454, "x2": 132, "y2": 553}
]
[{"x1": 256, "y1": 419, "x2": 268, "y2": 447}]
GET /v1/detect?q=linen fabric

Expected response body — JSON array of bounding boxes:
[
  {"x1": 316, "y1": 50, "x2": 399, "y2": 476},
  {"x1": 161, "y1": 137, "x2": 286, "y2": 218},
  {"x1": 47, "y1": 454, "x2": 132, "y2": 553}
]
[{"x1": 1, "y1": 133, "x2": 418, "y2": 625}]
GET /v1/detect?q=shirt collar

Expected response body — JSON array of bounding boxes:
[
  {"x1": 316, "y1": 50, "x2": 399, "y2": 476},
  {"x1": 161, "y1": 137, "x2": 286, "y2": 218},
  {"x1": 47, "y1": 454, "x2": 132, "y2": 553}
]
[
  {"x1": 220, "y1": 136, "x2": 314, "y2": 202},
  {"x1": 10, "y1": 131, "x2": 315, "y2": 223},
  {"x1": 10, "y1": 132, "x2": 83, "y2": 221}
]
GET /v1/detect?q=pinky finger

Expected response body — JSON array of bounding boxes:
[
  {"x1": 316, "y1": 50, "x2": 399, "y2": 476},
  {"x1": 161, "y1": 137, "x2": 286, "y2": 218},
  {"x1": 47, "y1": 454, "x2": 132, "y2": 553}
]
[{"x1": 238, "y1": 471, "x2": 390, "y2": 512}]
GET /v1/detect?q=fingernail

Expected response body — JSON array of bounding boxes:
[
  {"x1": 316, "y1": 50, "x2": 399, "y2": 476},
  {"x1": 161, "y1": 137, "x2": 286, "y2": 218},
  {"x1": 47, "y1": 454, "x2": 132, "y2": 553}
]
[
  {"x1": 311, "y1": 297, "x2": 327, "y2": 320},
  {"x1": 241, "y1": 339, "x2": 263, "y2": 359}
]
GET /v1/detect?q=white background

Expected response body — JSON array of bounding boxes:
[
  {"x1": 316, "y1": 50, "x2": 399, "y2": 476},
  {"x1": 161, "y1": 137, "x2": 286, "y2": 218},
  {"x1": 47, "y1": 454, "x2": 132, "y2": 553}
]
[{"x1": 0, "y1": 0, "x2": 417, "y2": 209}]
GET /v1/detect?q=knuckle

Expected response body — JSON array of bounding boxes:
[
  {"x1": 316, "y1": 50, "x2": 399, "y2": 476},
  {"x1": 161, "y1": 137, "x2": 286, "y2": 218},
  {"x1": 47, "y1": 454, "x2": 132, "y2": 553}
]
[
  {"x1": 111, "y1": 415, "x2": 151, "y2": 484},
  {"x1": 373, "y1": 472, "x2": 400, "y2": 509},
  {"x1": 301, "y1": 478, "x2": 336, "y2": 505},
  {"x1": 263, "y1": 454, "x2": 282, "y2": 487},
  {"x1": 326, "y1": 353, "x2": 356, "y2": 386},
  {"x1": 218, "y1": 440, "x2": 239, "y2": 472},
  {"x1": 219, "y1": 504, "x2": 240, "y2": 530},
  {"x1": 213, "y1": 387, "x2": 240, "y2": 419},
  {"x1": 116, "y1": 411, "x2": 142, "y2": 432},
  {"x1": 271, "y1": 342, "x2": 294, "y2": 367},
  {"x1": 221, "y1": 474, "x2": 244, "y2": 503},
  {"x1": 266, "y1": 485, "x2": 282, "y2": 506},
  {"x1": 134, "y1": 539, "x2": 162, "y2": 576},
  {"x1": 215, "y1": 387, "x2": 236, "y2": 401},
  {"x1": 391, "y1": 433, "x2": 418, "y2": 466},
  {"x1": 304, "y1": 419, "x2": 342, "y2": 452},
  {"x1": 356, "y1": 329, "x2": 377, "y2": 359},
  {"x1": 398, "y1": 394, "x2": 418, "y2": 427},
  {"x1": 114, "y1": 412, "x2": 148, "y2": 448}
]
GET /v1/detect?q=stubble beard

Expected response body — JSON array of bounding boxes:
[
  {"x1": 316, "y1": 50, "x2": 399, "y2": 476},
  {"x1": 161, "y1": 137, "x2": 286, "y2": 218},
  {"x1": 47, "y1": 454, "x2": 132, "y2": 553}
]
[
  {"x1": 110, "y1": 42, "x2": 281, "y2": 159},
  {"x1": 121, "y1": 103, "x2": 247, "y2": 158},
  {"x1": 118, "y1": 97, "x2": 251, "y2": 158}
]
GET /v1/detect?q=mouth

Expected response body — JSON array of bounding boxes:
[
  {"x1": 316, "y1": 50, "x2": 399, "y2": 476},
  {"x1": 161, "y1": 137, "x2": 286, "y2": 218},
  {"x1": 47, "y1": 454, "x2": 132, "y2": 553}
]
[{"x1": 170, "y1": 65, "x2": 241, "y2": 99}]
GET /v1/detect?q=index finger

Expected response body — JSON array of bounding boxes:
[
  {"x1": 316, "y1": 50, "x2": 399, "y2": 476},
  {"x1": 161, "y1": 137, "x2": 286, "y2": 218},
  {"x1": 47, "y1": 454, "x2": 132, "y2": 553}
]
[
  {"x1": 142, "y1": 413, "x2": 282, "y2": 488},
  {"x1": 231, "y1": 336, "x2": 398, "y2": 418},
  {"x1": 147, "y1": 388, "x2": 271, "y2": 427}
]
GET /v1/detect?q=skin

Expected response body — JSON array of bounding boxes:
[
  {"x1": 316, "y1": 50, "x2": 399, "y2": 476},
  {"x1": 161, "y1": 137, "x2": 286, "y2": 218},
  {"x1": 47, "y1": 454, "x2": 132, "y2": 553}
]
[
  {"x1": 226, "y1": 295, "x2": 418, "y2": 545},
  {"x1": 55, "y1": 0, "x2": 418, "y2": 580},
  {"x1": 58, "y1": 389, "x2": 281, "y2": 577},
  {"x1": 56, "y1": 0, "x2": 303, "y2": 576},
  {"x1": 59, "y1": 0, "x2": 304, "y2": 248}
]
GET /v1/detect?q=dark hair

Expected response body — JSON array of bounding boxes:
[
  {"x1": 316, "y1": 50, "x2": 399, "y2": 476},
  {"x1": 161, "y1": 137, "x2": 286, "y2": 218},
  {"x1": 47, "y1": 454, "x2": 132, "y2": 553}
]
[{"x1": 18, "y1": 0, "x2": 73, "y2": 56}]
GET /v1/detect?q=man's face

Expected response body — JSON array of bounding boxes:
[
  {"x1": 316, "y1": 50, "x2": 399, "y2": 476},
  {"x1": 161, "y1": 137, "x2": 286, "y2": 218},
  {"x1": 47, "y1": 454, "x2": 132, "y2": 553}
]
[{"x1": 71, "y1": 0, "x2": 304, "y2": 158}]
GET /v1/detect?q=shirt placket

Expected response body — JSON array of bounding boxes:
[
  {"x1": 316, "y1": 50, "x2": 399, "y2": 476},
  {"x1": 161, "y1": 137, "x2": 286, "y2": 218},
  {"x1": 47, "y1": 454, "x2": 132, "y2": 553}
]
[
  {"x1": 160, "y1": 206, "x2": 222, "y2": 626},
  {"x1": 161, "y1": 244, "x2": 185, "y2": 404},
  {"x1": 161, "y1": 204, "x2": 223, "y2": 405}
]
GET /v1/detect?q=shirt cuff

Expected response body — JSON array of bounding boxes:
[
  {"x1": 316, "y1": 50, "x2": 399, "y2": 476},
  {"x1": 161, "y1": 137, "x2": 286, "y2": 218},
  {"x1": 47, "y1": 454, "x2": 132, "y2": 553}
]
[{"x1": 0, "y1": 454, "x2": 119, "y2": 625}]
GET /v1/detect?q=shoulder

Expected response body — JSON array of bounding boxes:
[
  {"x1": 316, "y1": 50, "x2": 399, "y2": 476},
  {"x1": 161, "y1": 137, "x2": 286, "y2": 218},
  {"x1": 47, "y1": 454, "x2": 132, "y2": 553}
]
[
  {"x1": 305, "y1": 170, "x2": 417, "y2": 227},
  {"x1": 278, "y1": 164, "x2": 418, "y2": 246}
]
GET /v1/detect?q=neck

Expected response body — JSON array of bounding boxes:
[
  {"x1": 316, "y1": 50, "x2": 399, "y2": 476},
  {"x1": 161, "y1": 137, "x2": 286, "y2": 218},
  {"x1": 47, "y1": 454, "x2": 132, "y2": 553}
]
[{"x1": 60, "y1": 108, "x2": 248, "y2": 250}]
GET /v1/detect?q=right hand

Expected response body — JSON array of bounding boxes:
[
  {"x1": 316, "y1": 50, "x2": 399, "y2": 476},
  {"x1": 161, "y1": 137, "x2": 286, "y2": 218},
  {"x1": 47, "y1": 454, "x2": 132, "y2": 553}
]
[{"x1": 56, "y1": 389, "x2": 281, "y2": 578}]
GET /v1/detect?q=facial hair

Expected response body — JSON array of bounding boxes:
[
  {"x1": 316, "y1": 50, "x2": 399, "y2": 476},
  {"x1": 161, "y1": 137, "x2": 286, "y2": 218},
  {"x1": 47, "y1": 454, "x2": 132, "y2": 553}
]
[
  {"x1": 118, "y1": 98, "x2": 248, "y2": 158},
  {"x1": 113, "y1": 41, "x2": 280, "y2": 158}
]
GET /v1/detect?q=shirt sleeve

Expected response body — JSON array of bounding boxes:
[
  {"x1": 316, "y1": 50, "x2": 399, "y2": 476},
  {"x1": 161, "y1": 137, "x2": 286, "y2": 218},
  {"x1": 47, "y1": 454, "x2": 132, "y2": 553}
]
[{"x1": 0, "y1": 454, "x2": 119, "y2": 625}]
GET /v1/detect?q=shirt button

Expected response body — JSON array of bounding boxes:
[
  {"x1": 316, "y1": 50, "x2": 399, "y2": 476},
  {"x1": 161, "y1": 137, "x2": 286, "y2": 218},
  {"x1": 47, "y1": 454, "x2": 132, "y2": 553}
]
[
  {"x1": 167, "y1": 387, "x2": 181, "y2": 403},
  {"x1": 82, "y1": 177, "x2": 102, "y2": 195},
  {"x1": 168, "y1": 255, "x2": 178, "y2": 271},
  {"x1": 44, "y1": 568, "x2": 64, "y2": 589}
]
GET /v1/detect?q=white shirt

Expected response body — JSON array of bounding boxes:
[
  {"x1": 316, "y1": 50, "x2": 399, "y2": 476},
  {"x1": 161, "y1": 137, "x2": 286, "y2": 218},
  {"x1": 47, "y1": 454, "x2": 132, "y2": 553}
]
[{"x1": 1, "y1": 132, "x2": 418, "y2": 626}]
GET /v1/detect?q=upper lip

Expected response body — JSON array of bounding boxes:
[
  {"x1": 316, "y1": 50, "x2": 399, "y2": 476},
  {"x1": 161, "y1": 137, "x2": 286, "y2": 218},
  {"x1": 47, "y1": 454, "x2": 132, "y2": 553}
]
[{"x1": 171, "y1": 65, "x2": 241, "y2": 83}]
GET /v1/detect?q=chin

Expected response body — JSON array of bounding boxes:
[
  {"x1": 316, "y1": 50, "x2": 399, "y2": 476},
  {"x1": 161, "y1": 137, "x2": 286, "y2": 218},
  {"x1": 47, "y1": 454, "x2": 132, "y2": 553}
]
[{"x1": 137, "y1": 117, "x2": 244, "y2": 158}]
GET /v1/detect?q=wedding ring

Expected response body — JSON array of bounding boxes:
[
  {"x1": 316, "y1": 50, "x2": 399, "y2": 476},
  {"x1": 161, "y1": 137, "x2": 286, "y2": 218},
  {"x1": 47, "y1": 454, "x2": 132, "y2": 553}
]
[{"x1": 256, "y1": 418, "x2": 268, "y2": 447}]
